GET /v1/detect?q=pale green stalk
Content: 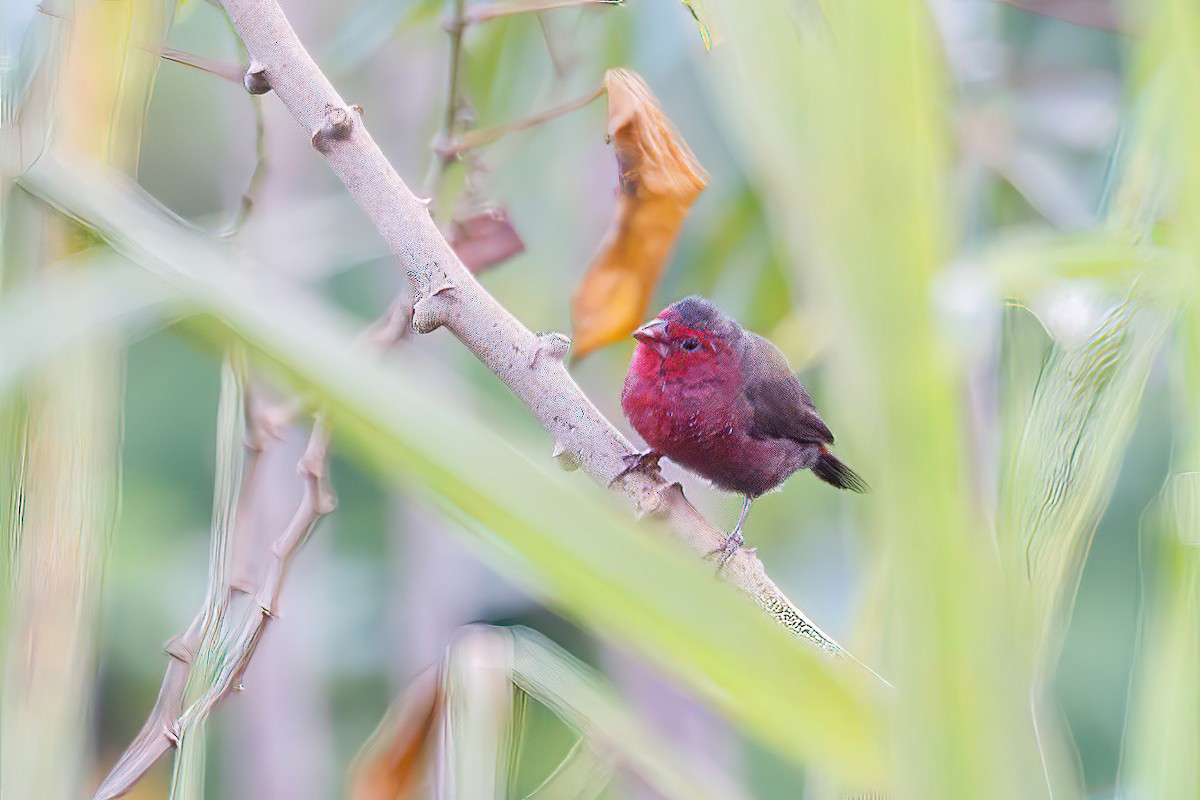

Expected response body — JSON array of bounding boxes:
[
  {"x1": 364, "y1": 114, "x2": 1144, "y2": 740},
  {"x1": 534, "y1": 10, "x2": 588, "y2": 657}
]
[
  {"x1": 1120, "y1": 1, "x2": 1200, "y2": 797},
  {"x1": 1, "y1": 3, "x2": 168, "y2": 798},
  {"x1": 702, "y1": 0, "x2": 1045, "y2": 796},
  {"x1": 441, "y1": 627, "x2": 519, "y2": 799},
  {"x1": 999, "y1": 299, "x2": 1170, "y2": 667},
  {"x1": 169, "y1": 352, "x2": 247, "y2": 799}
]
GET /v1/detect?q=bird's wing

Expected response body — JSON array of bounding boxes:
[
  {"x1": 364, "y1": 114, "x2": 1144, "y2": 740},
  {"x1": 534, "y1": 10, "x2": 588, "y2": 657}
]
[{"x1": 742, "y1": 334, "x2": 834, "y2": 445}]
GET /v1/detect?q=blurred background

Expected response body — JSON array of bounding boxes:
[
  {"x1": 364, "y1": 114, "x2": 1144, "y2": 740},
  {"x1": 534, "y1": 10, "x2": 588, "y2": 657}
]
[{"x1": 2, "y1": 0, "x2": 1192, "y2": 798}]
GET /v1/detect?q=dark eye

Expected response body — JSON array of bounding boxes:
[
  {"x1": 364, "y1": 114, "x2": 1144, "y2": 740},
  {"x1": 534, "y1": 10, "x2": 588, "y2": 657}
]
[{"x1": 680, "y1": 337, "x2": 701, "y2": 352}]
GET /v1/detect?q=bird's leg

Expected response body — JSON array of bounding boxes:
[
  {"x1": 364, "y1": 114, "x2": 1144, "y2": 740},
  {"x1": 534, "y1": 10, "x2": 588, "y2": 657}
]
[
  {"x1": 608, "y1": 449, "x2": 663, "y2": 487},
  {"x1": 707, "y1": 495, "x2": 754, "y2": 570}
]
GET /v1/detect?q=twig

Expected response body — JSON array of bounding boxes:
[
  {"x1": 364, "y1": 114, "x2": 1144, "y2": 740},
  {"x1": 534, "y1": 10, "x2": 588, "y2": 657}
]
[
  {"x1": 180, "y1": 415, "x2": 335, "y2": 729},
  {"x1": 157, "y1": 41, "x2": 268, "y2": 236},
  {"x1": 463, "y1": 0, "x2": 624, "y2": 25},
  {"x1": 423, "y1": 0, "x2": 470, "y2": 199},
  {"x1": 216, "y1": 0, "x2": 850, "y2": 658},
  {"x1": 220, "y1": 19, "x2": 270, "y2": 237},
  {"x1": 437, "y1": 84, "x2": 605, "y2": 158},
  {"x1": 159, "y1": 47, "x2": 245, "y2": 84},
  {"x1": 88, "y1": 615, "x2": 203, "y2": 797},
  {"x1": 91, "y1": 401, "x2": 334, "y2": 800},
  {"x1": 220, "y1": 79, "x2": 268, "y2": 237}
]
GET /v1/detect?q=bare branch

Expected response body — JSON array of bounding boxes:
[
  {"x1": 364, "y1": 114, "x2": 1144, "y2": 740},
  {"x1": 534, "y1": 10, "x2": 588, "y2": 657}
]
[
  {"x1": 423, "y1": 0, "x2": 470, "y2": 199},
  {"x1": 88, "y1": 616, "x2": 202, "y2": 799},
  {"x1": 215, "y1": 0, "x2": 850, "y2": 658},
  {"x1": 92, "y1": 402, "x2": 334, "y2": 800},
  {"x1": 993, "y1": 0, "x2": 1127, "y2": 34},
  {"x1": 437, "y1": 85, "x2": 606, "y2": 158},
  {"x1": 463, "y1": 0, "x2": 624, "y2": 25},
  {"x1": 178, "y1": 416, "x2": 335, "y2": 732}
]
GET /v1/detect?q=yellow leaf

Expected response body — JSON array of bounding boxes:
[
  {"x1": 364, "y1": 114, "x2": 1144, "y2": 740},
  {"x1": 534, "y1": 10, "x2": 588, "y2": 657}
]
[{"x1": 570, "y1": 69, "x2": 708, "y2": 360}]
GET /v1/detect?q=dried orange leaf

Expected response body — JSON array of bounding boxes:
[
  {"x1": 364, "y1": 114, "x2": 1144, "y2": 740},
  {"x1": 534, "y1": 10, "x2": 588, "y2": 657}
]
[
  {"x1": 347, "y1": 665, "x2": 441, "y2": 800},
  {"x1": 570, "y1": 69, "x2": 708, "y2": 360}
]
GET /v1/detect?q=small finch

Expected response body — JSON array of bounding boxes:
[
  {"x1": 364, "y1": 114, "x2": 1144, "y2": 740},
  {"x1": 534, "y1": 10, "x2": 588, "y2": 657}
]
[{"x1": 620, "y1": 296, "x2": 866, "y2": 565}]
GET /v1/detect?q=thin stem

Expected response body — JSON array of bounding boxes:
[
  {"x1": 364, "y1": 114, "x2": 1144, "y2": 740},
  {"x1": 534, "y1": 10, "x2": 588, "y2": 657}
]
[
  {"x1": 91, "y1": 399, "x2": 335, "y2": 800},
  {"x1": 444, "y1": 0, "x2": 466, "y2": 143},
  {"x1": 159, "y1": 47, "x2": 245, "y2": 84},
  {"x1": 439, "y1": 84, "x2": 605, "y2": 158},
  {"x1": 422, "y1": 0, "x2": 469, "y2": 199},
  {"x1": 218, "y1": 27, "x2": 268, "y2": 238},
  {"x1": 464, "y1": 0, "x2": 623, "y2": 25}
]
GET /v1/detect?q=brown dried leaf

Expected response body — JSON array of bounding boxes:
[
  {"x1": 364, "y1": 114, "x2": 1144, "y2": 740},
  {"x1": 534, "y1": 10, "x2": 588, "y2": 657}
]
[
  {"x1": 570, "y1": 69, "x2": 708, "y2": 359},
  {"x1": 449, "y1": 208, "x2": 525, "y2": 274},
  {"x1": 347, "y1": 665, "x2": 442, "y2": 800}
]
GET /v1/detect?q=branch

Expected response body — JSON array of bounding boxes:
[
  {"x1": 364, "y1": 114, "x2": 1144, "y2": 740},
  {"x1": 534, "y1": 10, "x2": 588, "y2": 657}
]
[
  {"x1": 463, "y1": 0, "x2": 625, "y2": 25},
  {"x1": 91, "y1": 402, "x2": 334, "y2": 800},
  {"x1": 215, "y1": 0, "x2": 850, "y2": 659},
  {"x1": 437, "y1": 85, "x2": 606, "y2": 159}
]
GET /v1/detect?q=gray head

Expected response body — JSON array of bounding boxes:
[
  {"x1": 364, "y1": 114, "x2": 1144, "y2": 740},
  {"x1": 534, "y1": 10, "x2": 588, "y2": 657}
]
[
  {"x1": 631, "y1": 296, "x2": 743, "y2": 359},
  {"x1": 659, "y1": 296, "x2": 741, "y2": 339}
]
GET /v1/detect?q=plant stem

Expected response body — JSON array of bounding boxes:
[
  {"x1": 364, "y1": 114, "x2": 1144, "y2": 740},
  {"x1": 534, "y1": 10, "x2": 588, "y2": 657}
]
[{"x1": 438, "y1": 84, "x2": 605, "y2": 158}]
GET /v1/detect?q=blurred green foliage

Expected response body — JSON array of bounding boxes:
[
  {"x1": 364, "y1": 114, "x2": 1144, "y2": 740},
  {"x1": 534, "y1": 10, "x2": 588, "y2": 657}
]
[{"x1": 4, "y1": 0, "x2": 1200, "y2": 798}]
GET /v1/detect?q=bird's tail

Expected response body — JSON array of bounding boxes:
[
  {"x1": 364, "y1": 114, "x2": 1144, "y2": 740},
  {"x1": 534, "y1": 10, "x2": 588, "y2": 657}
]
[{"x1": 813, "y1": 447, "x2": 868, "y2": 493}]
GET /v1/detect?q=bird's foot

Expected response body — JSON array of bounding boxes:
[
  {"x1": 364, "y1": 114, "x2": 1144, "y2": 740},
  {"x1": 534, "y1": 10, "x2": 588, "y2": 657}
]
[
  {"x1": 609, "y1": 450, "x2": 663, "y2": 487},
  {"x1": 704, "y1": 530, "x2": 746, "y2": 573}
]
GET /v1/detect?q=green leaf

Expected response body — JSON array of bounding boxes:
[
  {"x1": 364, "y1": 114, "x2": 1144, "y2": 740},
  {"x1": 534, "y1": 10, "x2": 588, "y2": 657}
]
[
  {"x1": 999, "y1": 298, "x2": 1170, "y2": 665},
  {"x1": 17, "y1": 156, "x2": 887, "y2": 782},
  {"x1": 1121, "y1": 474, "x2": 1200, "y2": 798},
  {"x1": 699, "y1": 0, "x2": 1053, "y2": 795},
  {"x1": 510, "y1": 626, "x2": 751, "y2": 799}
]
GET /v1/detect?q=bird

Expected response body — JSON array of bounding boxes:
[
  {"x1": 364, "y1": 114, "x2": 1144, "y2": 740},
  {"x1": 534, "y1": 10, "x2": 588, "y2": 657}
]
[{"x1": 619, "y1": 296, "x2": 866, "y2": 566}]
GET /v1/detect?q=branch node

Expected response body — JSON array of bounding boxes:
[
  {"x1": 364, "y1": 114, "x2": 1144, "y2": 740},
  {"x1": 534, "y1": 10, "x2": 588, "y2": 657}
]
[
  {"x1": 551, "y1": 441, "x2": 581, "y2": 471},
  {"x1": 431, "y1": 133, "x2": 457, "y2": 161},
  {"x1": 243, "y1": 60, "x2": 271, "y2": 94},
  {"x1": 313, "y1": 488, "x2": 338, "y2": 515},
  {"x1": 230, "y1": 577, "x2": 256, "y2": 596},
  {"x1": 248, "y1": 397, "x2": 292, "y2": 451},
  {"x1": 529, "y1": 331, "x2": 572, "y2": 368},
  {"x1": 411, "y1": 283, "x2": 457, "y2": 334},
  {"x1": 299, "y1": 451, "x2": 327, "y2": 481},
  {"x1": 635, "y1": 481, "x2": 678, "y2": 519},
  {"x1": 163, "y1": 723, "x2": 181, "y2": 748},
  {"x1": 311, "y1": 104, "x2": 358, "y2": 153},
  {"x1": 163, "y1": 636, "x2": 194, "y2": 663}
]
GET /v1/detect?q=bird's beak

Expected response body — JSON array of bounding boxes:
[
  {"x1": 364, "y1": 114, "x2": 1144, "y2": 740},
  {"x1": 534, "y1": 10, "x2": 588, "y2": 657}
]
[{"x1": 632, "y1": 319, "x2": 671, "y2": 358}]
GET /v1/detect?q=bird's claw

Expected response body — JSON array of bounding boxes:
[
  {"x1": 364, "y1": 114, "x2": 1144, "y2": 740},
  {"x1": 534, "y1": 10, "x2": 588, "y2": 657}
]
[
  {"x1": 704, "y1": 530, "x2": 746, "y2": 573},
  {"x1": 609, "y1": 450, "x2": 663, "y2": 487}
]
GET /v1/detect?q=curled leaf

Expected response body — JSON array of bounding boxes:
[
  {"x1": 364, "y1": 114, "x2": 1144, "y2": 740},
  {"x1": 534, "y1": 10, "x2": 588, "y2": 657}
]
[
  {"x1": 449, "y1": 208, "x2": 525, "y2": 274},
  {"x1": 679, "y1": 1, "x2": 714, "y2": 50},
  {"x1": 570, "y1": 69, "x2": 708, "y2": 359}
]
